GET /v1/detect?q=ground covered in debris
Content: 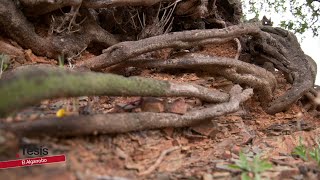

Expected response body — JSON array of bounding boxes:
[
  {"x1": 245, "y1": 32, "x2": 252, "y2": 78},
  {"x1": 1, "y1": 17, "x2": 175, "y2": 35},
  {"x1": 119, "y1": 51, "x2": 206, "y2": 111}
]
[{"x1": 1, "y1": 40, "x2": 319, "y2": 180}]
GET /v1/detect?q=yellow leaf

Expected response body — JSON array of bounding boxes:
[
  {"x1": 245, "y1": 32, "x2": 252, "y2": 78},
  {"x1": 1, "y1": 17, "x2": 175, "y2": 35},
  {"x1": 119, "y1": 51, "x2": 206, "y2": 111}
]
[{"x1": 56, "y1": 109, "x2": 66, "y2": 118}]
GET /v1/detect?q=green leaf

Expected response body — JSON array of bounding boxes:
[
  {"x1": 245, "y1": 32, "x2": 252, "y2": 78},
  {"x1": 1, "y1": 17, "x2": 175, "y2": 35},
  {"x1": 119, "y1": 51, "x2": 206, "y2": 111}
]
[
  {"x1": 292, "y1": 139, "x2": 308, "y2": 161},
  {"x1": 0, "y1": 54, "x2": 10, "y2": 73},
  {"x1": 241, "y1": 172, "x2": 251, "y2": 180},
  {"x1": 2, "y1": 63, "x2": 8, "y2": 71},
  {"x1": 241, "y1": 0, "x2": 320, "y2": 36},
  {"x1": 309, "y1": 147, "x2": 320, "y2": 166},
  {"x1": 58, "y1": 55, "x2": 65, "y2": 67},
  {"x1": 238, "y1": 152, "x2": 250, "y2": 171},
  {"x1": 228, "y1": 164, "x2": 242, "y2": 170},
  {"x1": 252, "y1": 155, "x2": 273, "y2": 173},
  {"x1": 254, "y1": 173, "x2": 261, "y2": 180}
]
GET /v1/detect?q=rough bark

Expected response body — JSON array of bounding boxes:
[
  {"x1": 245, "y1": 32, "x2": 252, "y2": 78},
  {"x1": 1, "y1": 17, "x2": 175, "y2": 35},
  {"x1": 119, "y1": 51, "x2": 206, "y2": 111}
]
[
  {"x1": 248, "y1": 27, "x2": 317, "y2": 114},
  {"x1": 0, "y1": 64, "x2": 229, "y2": 117},
  {"x1": 0, "y1": 0, "x2": 317, "y2": 117},
  {"x1": 19, "y1": 0, "x2": 172, "y2": 16},
  {"x1": 77, "y1": 23, "x2": 261, "y2": 70},
  {"x1": 121, "y1": 54, "x2": 277, "y2": 104},
  {"x1": 4, "y1": 85, "x2": 252, "y2": 137},
  {"x1": 0, "y1": 0, "x2": 118, "y2": 59}
]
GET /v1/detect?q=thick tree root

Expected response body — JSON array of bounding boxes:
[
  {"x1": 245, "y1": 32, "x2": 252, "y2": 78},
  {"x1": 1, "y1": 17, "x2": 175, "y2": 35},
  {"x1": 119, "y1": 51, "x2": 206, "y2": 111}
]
[
  {"x1": 303, "y1": 88, "x2": 320, "y2": 112},
  {"x1": 121, "y1": 54, "x2": 276, "y2": 104},
  {"x1": 4, "y1": 85, "x2": 252, "y2": 137},
  {"x1": 248, "y1": 27, "x2": 317, "y2": 114},
  {"x1": 0, "y1": 0, "x2": 118, "y2": 59},
  {"x1": 19, "y1": 0, "x2": 171, "y2": 16},
  {"x1": 77, "y1": 23, "x2": 261, "y2": 70},
  {"x1": 1, "y1": 0, "x2": 316, "y2": 117},
  {"x1": 0, "y1": 64, "x2": 229, "y2": 117}
]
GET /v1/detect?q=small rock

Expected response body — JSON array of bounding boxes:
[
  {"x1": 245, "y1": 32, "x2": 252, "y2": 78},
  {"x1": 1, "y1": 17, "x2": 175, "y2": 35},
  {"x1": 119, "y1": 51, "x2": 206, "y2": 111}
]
[
  {"x1": 50, "y1": 100, "x2": 65, "y2": 110},
  {"x1": 141, "y1": 97, "x2": 165, "y2": 113},
  {"x1": 186, "y1": 98, "x2": 202, "y2": 107},
  {"x1": 167, "y1": 98, "x2": 188, "y2": 114},
  {"x1": 212, "y1": 172, "x2": 231, "y2": 179},
  {"x1": 163, "y1": 127, "x2": 174, "y2": 137},
  {"x1": 29, "y1": 113, "x2": 39, "y2": 121},
  {"x1": 203, "y1": 173, "x2": 213, "y2": 180},
  {"x1": 241, "y1": 132, "x2": 254, "y2": 145},
  {"x1": 222, "y1": 150, "x2": 232, "y2": 159},
  {"x1": 191, "y1": 122, "x2": 215, "y2": 136},
  {"x1": 231, "y1": 145, "x2": 241, "y2": 155},
  {"x1": 278, "y1": 168, "x2": 300, "y2": 179},
  {"x1": 133, "y1": 108, "x2": 142, "y2": 112}
]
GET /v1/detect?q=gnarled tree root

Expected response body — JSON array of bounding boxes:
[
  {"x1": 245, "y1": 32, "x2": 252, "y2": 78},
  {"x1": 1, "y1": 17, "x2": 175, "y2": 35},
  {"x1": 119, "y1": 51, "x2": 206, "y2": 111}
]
[
  {"x1": 0, "y1": 0, "x2": 118, "y2": 59},
  {"x1": 4, "y1": 85, "x2": 253, "y2": 137},
  {"x1": 248, "y1": 26, "x2": 317, "y2": 114},
  {"x1": 77, "y1": 23, "x2": 261, "y2": 70},
  {"x1": 120, "y1": 54, "x2": 277, "y2": 105},
  {"x1": 303, "y1": 88, "x2": 320, "y2": 112},
  {"x1": 0, "y1": 64, "x2": 229, "y2": 117},
  {"x1": 19, "y1": 0, "x2": 172, "y2": 16}
]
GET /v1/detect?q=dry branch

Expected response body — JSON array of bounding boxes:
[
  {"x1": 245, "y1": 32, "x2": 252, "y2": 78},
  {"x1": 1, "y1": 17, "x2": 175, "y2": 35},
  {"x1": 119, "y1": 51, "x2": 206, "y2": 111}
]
[
  {"x1": 0, "y1": 64, "x2": 229, "y2": 117},
  {"x1": 5, "y1": 85, "x2": 253, "y2": 137},
  {"x1": 138, "y1": 146, "x2": 181, "y2": 176}
]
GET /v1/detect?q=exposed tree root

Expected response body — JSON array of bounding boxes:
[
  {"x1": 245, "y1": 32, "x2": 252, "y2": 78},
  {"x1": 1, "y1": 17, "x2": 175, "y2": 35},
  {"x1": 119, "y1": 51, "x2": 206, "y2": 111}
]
[
  {"x1": 84, "y1": 0, "x2": 173, "y2": 8},
  {"x1": 77, "y1": 23, "x2": 261, "y2": 70},
  {"x1": 0, "y1": 38, "x2": 25, "y2": 63},
  {"x1": 0, "y1": 64, "x2": 229, "y2": 117},
  {"x1": 247, "y1": 26, "x2": 317, "y2": 114},
  {"x1": 213, "y1": 0, "x2": 243, "y2": 25},
  {"x1": 4, "y1": 85, "x2": 253, "y2": 137},
  {"x1": 120, "y1": 54, "x2": 276, "y2": 105},
  {"x1": 19, "y1": 0, "x2": 172, "y2": 16},
  {"x1": 0, "y1": 0, "x2": 317, "y2": 121},
  {"x1": 303, "y1": 88, "x2": 320, "y2": 112},
  {"x1": 0, "y1": 0, "x2": 118, "y2": 59}
]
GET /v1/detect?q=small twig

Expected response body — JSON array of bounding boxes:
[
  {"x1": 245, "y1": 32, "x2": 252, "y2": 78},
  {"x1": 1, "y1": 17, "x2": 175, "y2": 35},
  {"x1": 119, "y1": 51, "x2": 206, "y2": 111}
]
[
  {"x1": 67, "y1": 4, "x2": 82, "y2": 32},
  {"x1": 137, "y1": 9, "x2": 144, "y2": 29},
  {"x1": 67, "y1": 45, "x2": 88, "y2": 63},
  {"x1": 234, "y1": 38, "x2": 241, "y2": 60},
  {"x1": 161, "y1": 0, "x2": 180, "y2": 32},
  {"x1": 54, "y1": 2, "x2": 83, "y2": 34},
  {"x1": 138, "y1": 146, "x2": 181, "y2": 176},
  {"x1": 160, "y1": 0, "x2": 181, "y2": 11},
  {"x1": 128, "y1": 11, "x2": 139, "y2": 30},
  {"x1": 0, "y1": 56, "x2": 4, "y2": 79}
]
